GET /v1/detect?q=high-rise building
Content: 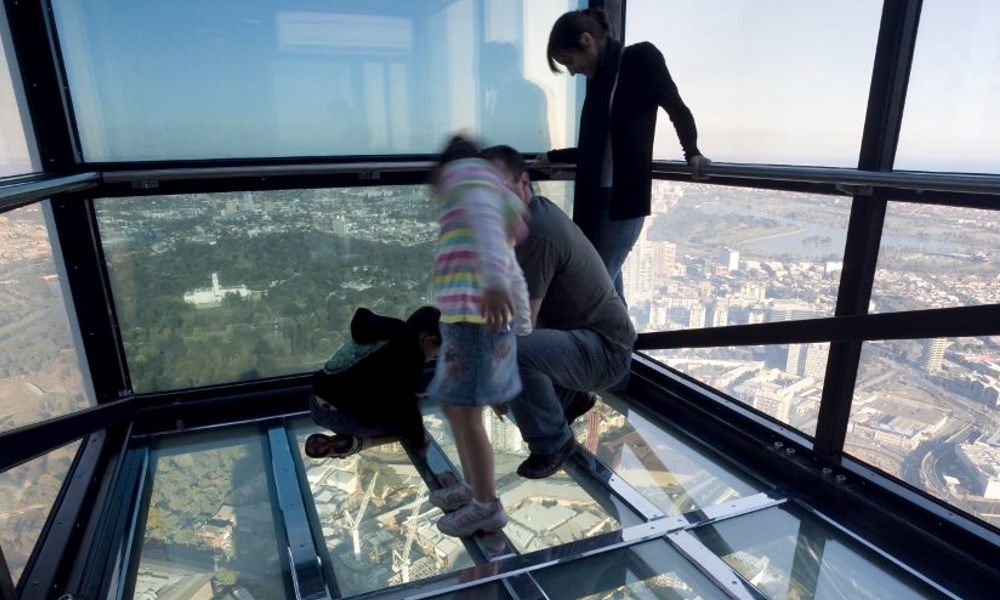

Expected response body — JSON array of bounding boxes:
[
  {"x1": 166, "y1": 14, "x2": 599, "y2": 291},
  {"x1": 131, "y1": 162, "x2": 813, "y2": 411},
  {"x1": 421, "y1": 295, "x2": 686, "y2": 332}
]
[
  {"x1": 722, "y1": 247, "x2": 740, "y2": 272},
  {"x1": 711, "y1": 299, "x2": 729, "y2": 328},
  {"x1": 689, "y1": 304, "x2": 706, "y2": 328},
  {"x1": 924, "y1": 338, "x2": 949, "y2": 373},
  {"x1": 786, "y1": 344, "x2": 804, "y2": 375},
  {"x1": 803, "y1": 343, "x2": 830, "y2": 381},
  {"x1": 483, "y1": 411, "x2": 524, "y2": 453},
  {"x1": 652, "y1": 241, "x2": 677, "y2": 278},
  {"x1": 769, "y1": 300, "x2": 815, "y2": 322}
]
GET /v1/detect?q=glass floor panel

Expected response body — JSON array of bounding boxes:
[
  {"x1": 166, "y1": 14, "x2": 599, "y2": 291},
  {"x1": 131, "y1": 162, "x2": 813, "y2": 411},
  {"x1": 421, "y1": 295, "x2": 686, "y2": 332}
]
[
  {"x1": 290, "y1": 419, "x2": 475, "y2": 597},
  {"x1": 576, "y1": 392, "x2": 764, "y2": 516},
  {"x1": 131, "y1": 427, "x2": 291, "y2": 600},
  {"x1": 423, "y1": 406, "x2": 630, "y2": 553},
  {"x1": 120, "y1": 404, "x2": 962, "y2": 600},
  {"x1": 689, "y1": 502, "x2": 956, "y2": 600},
  {"x1": 533, "y1": 538, "x2": 731, "y2": 600}
]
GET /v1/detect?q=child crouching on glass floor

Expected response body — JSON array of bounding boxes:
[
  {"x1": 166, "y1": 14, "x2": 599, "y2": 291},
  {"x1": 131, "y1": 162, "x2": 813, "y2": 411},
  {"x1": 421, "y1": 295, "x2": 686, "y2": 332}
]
[{"x1": 304, "y1": 306, "x2": 441, "y2": 459}]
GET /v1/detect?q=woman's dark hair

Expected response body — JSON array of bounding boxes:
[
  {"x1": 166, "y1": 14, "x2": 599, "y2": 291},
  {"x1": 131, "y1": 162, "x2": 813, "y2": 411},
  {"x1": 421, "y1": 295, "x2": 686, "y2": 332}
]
[
  {"x1": 546, "y1": 8, "x2": 611, "y2": 73},
  {"x1": 406, "y1": 306, "x2": 441, "y2": 341}
]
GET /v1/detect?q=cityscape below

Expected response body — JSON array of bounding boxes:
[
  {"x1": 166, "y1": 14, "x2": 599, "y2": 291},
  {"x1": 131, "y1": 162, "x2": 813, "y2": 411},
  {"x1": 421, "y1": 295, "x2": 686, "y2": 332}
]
[{"x1": 1, "y1": 179, "x2": 998, "y2": 597}]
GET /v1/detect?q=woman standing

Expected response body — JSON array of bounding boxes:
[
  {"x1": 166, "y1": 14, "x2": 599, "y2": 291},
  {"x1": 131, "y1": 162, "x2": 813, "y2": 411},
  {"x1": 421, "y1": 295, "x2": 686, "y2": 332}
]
[{"x1": 538, "y1": 8, "x2": 710, "y2": 303}]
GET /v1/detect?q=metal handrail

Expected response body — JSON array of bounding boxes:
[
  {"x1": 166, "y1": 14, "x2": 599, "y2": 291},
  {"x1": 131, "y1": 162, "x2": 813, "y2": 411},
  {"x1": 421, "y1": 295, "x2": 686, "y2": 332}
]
[
  {"x1": 0, "y1": 172, "x2": 99, "y2": 213},
  {"x1": 8, "y1": 161, "x2": 999, "y2": 200},
  {"x1": 651, "y1": 160, "x2": 1000, "y2": 196},
  {"x1": 102, "y1": 158, "x2": 1000, "y2": 196},
  {"x1": 100, "y1": 160, "x2": 435, "y2": 183}
]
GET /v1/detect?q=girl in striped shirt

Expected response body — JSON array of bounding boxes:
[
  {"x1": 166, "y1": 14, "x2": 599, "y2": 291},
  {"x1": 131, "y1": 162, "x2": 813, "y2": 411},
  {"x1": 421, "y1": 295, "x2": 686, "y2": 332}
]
[{"x1": 425, "y1": 134, "x2": 529, "y2": 537}]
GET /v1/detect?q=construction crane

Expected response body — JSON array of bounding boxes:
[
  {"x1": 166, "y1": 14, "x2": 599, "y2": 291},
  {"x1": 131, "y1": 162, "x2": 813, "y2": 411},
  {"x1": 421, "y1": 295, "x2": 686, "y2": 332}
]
[
  {"x1": 392, "y1": 499, "x2": 422, "y2": 582},
  {"x1": 344, "y1": 471, "x2": 378, "y2": 559}
]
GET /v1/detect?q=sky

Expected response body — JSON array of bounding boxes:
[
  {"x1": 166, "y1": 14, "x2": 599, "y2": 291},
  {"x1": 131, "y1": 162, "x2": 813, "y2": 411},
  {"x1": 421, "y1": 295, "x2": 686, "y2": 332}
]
[
  {"x1": 627, "y1": 0, "x2": 1000, "y2": 172},
  {"x1": 1, "y1": 0, "x2": 998, "y2": 173}
]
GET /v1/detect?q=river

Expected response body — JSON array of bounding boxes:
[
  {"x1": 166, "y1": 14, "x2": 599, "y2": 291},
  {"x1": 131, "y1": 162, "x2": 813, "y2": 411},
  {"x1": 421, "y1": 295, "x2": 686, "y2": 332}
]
[{"x1": 700, "y1": 202, "x2": 968, "y2": 258}]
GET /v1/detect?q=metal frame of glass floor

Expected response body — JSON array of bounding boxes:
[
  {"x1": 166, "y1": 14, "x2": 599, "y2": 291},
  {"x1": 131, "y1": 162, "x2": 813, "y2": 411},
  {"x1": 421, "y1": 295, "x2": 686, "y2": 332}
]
[{"x1": 42, "y1": 359, "x2": 982, "y2": 600}]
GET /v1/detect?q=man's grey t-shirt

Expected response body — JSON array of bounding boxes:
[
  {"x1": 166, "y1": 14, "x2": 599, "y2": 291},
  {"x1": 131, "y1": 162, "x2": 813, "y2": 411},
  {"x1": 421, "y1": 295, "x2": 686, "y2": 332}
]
[{"x1": 515, "y1": 195, "x2": 637, "y2": 350}]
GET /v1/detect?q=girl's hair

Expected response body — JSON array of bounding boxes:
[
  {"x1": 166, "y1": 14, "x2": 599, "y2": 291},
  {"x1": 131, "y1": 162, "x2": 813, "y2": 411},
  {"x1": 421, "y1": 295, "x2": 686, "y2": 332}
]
[
  {"x1": 546, "y1": 8, "x2": 611, "y2": 73},
  {"x1": 431, "y1": 134, "x2": 480, "y2": 186},
  {"x1": 437, "y1": 134, "x2": 479, "y2": 167}
]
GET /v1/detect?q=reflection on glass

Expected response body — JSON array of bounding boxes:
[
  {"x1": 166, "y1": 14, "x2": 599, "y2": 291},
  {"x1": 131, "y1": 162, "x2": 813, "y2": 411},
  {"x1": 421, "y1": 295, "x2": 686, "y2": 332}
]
[
  {"x1": 873, "y1": 202, "x2": 1000, "y2": 312},
  {"x1": 626, "y1": 0, "x2": 880, "y2": 166},
  {"x1": 424, "y1": 406, "x2": 623, "y2": 553},
  {"x1": 133, "y1": 429, "x2": 290, "y2": 600},
  {"x1": 577, "y1": 394, "x2": 762, "y2": 516},
  {"x1": 534, "y1": 539, "x2": 729, "y2": 600},
  {"x1": 895, "y1": 0, "x2": 1000, "y2": 173},
  {"x1": 95, "y1": 186, "x2": 438, "y2": 392},
  {"x1": 852, "y1": 336, "x2": 1000, "y2": 529},
  {"x1": 0, "y1": 203, "x2": 92, "y2": 432},
  {"x1": 291, "y1": 419, "x2": 473, "y2": 595},
  {"x1": 50, "y1": 0, "x2": 580, "y2": 162},
  {"x1": 0, "y1": 440, "x2": 80, "y2": 584},
  {"x1": 691, "y1": 504, "x2": 955, "y2": 599},
  {"x1": 0, "y1": 28, "x2": 34, "y2": 177}
]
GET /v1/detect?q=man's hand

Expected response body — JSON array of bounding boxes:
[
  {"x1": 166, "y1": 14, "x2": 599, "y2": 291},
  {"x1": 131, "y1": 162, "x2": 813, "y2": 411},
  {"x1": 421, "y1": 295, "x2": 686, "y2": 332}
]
[
  {"x1": 481, "y1": 288, "x2": 514, "y2": 332},
  {"x1": 688, "y1": 154, "x2": 712, "y2": 180}
]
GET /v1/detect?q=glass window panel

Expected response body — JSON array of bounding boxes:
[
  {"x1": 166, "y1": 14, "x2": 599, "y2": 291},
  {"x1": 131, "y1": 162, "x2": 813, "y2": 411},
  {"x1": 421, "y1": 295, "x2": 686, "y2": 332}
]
[
  {"x1": 895, "y1": 0, "x2": 1000, "y2": 173},
  {"x1": 0, "y1": 440, "x2": 80, "y2": 585},
  {"x1": 95, "y1": 186, "x2": 439, "y2": 392},
  {"x1": 534, "y1": 538, "x2": 730, "y2": 600},
  {"x1": 0, "y1": 202, "x2": 92, "y2": 431},
  {"x1": 633, "y1": 180, "x2": 849, "y2": 436},
  {"x1": 50, "y1": 0, "x2": 582, "y2": 162},
  {"x1": 625, "y1": 1, "x2": 881, "y2": 166},
  {"x1": 576, "y1": 393, "x2": 764, "y2": 516},
  {"x1": 627, "y1": 182, "x2": 846, "y2": 328},
  {"x1": 290, "y1": 419, "x2": 474, "y2": 595},
  {"x1": 872, "y1": 202, "x2": 1000, "y2": 312},
  {"x1": 534, "y1": 179, "x2": 573, "y2": 216},
  {"x1": 0, "y1": 20, "x2": 35, "y2": 178},
  {"x1": 424, "y1": 405, "x2": 630, "y2": 553},
  {"x1": 690, "y1": 504, "x2": 956, "y2": 600},
  {"x1": 852, "y1": 336, "x2": 1000, "y2": 529},
  {"x1": 648, "y1": 343, "x2": 827, "y2": 437},
  {"x1": 133, "y1": 428, "x2": 291, "y2": 600}
]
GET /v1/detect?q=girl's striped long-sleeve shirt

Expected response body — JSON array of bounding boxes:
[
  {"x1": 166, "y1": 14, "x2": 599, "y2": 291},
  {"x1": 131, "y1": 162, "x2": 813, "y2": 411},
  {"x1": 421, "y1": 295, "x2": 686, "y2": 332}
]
[{"x1": 434, "y1": 158, "x2": 528, "y2": 325}]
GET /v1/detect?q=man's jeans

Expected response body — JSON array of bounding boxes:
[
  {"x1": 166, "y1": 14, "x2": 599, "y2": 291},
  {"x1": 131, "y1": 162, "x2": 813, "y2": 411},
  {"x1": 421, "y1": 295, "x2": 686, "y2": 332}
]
[
  {"x1": 510, "y1": 328, "x2": 631, "y2": 455},
  {"x1": 593, "y1": 187, "x2": 644, "y2": 304}
]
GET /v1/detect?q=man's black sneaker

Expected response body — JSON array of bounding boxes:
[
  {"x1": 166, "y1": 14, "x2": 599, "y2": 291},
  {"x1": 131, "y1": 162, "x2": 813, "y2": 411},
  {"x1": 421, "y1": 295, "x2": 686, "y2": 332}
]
[
  {"x1": 516, "y1": 437, "x2": 577, "y2": 479},
  {"x1": 564, "y1": 391, "x2": 597, "y2": 425}
]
